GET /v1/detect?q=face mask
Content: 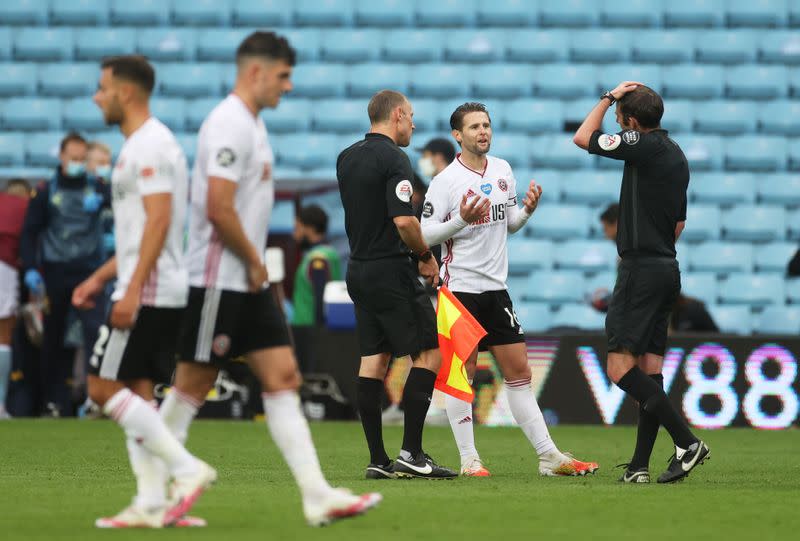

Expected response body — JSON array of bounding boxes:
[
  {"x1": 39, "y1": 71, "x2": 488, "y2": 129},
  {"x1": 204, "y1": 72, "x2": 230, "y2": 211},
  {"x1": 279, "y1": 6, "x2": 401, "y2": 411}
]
[
  {"x1": 65, "y1": 161, "x2": 86, "y2": 178},
  {"x1": 94, "y1": 165, "x2": 111, "y2": 180},
  {"x1": 418, "y1": 156, "x2": 436, "y2": 178},
  {"x1": 298, "y1": 237, "x2": 312, "y2": 252}
]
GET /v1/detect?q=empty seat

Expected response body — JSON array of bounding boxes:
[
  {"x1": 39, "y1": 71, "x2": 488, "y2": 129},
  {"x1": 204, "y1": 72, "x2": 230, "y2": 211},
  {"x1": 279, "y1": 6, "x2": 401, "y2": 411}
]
[
  {"x1": 759, "y1": 32, "x2": 800, "y2": 65},
  {"x1": 681, "y1": 272, "x2": 718, "y2": 306},
  {"x1": 707, "y1": 305, "x2": 751, "y2": 334},
  {"x1": 505, "y1": 30, "x2": 569, "y2": 63},
  {"x1": 159, "y1": 64, "x2": 222, "y2": 98},
  {"x1": 674, "y1": 135, "x2": 723, "y2": 171},
  {"x1": 1, "y1": 98, "x2": 61, "y2": 131},
  {"x1": 0, "y1": 0, "x2": 49, "y2": 25},
  {"x1": 472, "y1": 64, "x2": 533, "y2": 99},
  {"x1": 724, "y1": 136, "x2": 787, "y2": 172},
  {"x1": 150, "y1": 98, "x2": 187, "y2": 132},
  {"x1": 196, "y1": 29, "x2": 250, "y2": 62},
  {"x1": 789, "y1": 139, "x2": 800, "y2": 171},
  {"x1": 789, "y1": 209, "x2": 800, "y2": 239},
  {"x1": 109, "y1": 0, "x2": 169, "y2": 25},
  {"x1": 477, "y1": 0, "x2": 537, "y2": 27},
  {"x1": 539, "y1": 0, "x2": 599, "y2": 27},
  {"x1": 696, "y1": 30, "x2": 758, "y2": 64},
  {"x1": 681, "y1": 205, "x2": 721, "y2": 242},
  {"x1": 354, "y1": 0, "x2": 413, "y2": 26},
  {"x1": 757, "y1": 173, "x2": 800, "y2": 205},
  {"x1": 551, "y1": 304, "x2": 606, "y2": 331},
  {"x1": 270, "y1": 201, "x2": 295, "y2": 235},
  {"x1": 759, "y1": 101, "x2": 800, "y2": 136},
  {"x1": 569, "y1": 30, "x2": 631, "y2": 63},
  {"x1": 519, "y1": 168, "x2": 563, "y2": 205},
  {"x1": 274, "y1": 133, "x2": 339, "y2": 169},
  {"x1": 406, "y1": 99, "x2": 439, "y2": 132},
  {"x1": 633, "y1": 31, "x2": 695, "y2": 64},
  {"x1": 663, "y1": 0, "x2": 724, "y2": 27},
  {"x1": 137, "y1": 29, "x2": 197, "y2": 61},
  {"x1": 688, "y1": 241, "x2": 753, "y2": 273},
  {"x1": 754, "y1": 242, "x2": 797, "y2": 273},
  {"x1": 348, "y1": 63, "x2": 410, "y2": 97},
  {"x1": 600, "y1": 0, "x2": 661, "y2": 27},
  {"x1": 553, "y1": 240, "x2": 618, "y2": 272},
  {"x1": 722, "y1": 205, "x2": 786, "y2": 242},
  {"x1": 51, "y1": 0, "x2": 110, "y2": 25},
  {"x1": 787, "y1": 278, "x2": 800, "y2": 303},
  {"x1": 231, "y1": 0, "x2": 292, "y2": 27},
  {"x1": 289, "y1": 63, "x2": 346, "y2": 98},
  {"x1": 532, "y1": 135, "x2": 594, "y2": 170},
  {"x1": 278, "y1": 29, "x2": 320, "y2": 63},
  {"x1": 694, "y1": 101, "x2": 757, "y2": 135},
  {"x1": 63, "y1": 98, "x2": 105, "y2": 131},
  {"x1": 514, "y1": 302, "x2": 552, "y2": 333},
  {"x1": 173, "y1": 132, "x2": 196, "y2": 164},
  {"x1": 524, "y1": 271, "x2": 585, "y2": 303},
  {"x1": 662, "y1": 65, "x2": 724, "y2": 99},
  {"x1": 382, "y1": 30, "x2": 443, "y2": 63},
  {"x1": 525, "y1": 205, "x2": 590, "y2": 240},
  {"x1": 660, "y1": 100, "x2": 692, "y2": 133},
  {"x1": 0, "y1": 132, "x2": 25, "y2": 166},
  {"x1": 755, "y1": 306, "x2": 800, "y2": 335},
  {"x1": 444, "y1": 30, "x2": 505, "y2": 63},
  {"x1": 719, "y1": 273, "x2": 784, "y2": 307},
  {"x1": 690, "y1": 173, "x2": 755, "y2": 205},
  {"x1": 561, "y1": 171, "x2": 619, "y2": 205},
  {"x1": 312, "y1": 100, "x2": 368, "y2": 133},
  {"x1": 24, "y1": 132, "x2": 63, "y2": 167},
  {"x1": 261, "y1": 99, "x2": 312, "y2": 133},
  {"x1": 596, "y1": 64, "x2": 663, "y2": 96},
  {"x1": 0, "y1": 28, "x2": 10, "y2": 60},
  {"x1": 320, "y1": 29, "x2": 382, "y2": 63},
  {"x1": 415, "y1": 0, "x2": 476, "y2": 27},
  {"x1": 507, "y1": 239, "x2": 553, "y2": 273},
  {"x1": 172, "y1": 0, "x2": 231, "y2": 26},
  {"x1": 503, "y1": 99, "x2": 563, "y2": 134},
  {"x1": 294, "y1": 0, "x2": 354, "y2": 26},
  {"x1": 14, "y1": 28, "x2": 73, "y2": 61},
  {"x1": 726, "y1": 65, "x2": 788, "y2": 99},
  {"x1": 488, "y1": 134, "x2": 531, "y2": 169},
  {"x1": 586, "y1": 271, "x2": 617, "y2": 296},
  {"x1": 726, "y1": 0, "x2": 788, "y2": 28},
  {"x1": 410, "y1": 64, "x2": 472, "y2": 98},
  {"x1": 38, "y1": 63, "x2": 97, "y2": 97},
  {"x1": 0, "y1": 63, "x2": 37, "y2": 96},
  {"x1": 534, "y1": 64, "x2": 596, "y2": 98},
  {"x1": 75, "y1": 28, "x2": 136, "y2": 60},
  {"x1": 183, "y1": 98, "x2": 220, "y2": 131}
]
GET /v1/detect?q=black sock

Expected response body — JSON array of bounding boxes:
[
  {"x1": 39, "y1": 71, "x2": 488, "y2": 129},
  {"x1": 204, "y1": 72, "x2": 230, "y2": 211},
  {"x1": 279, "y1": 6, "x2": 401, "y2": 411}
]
[
  {"x1": 400, "y1": 367, "x2": 436, "y2": 457},
  {"x1": 629, "y1": 373, "x2": 663, "y2": 470},
  {"x1": 617, "y1": 366, "x2": 697, "y2": 450},
  {"x1": 357, "y1": 377, "x2": 389, "y2": 466}
]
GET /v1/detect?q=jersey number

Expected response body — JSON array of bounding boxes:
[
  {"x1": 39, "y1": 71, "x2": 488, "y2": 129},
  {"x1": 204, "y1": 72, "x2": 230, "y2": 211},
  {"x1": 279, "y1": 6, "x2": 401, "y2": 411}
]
[
  {"x1": 90, "y1": 325, "x2": 111, "y2": 368},
  {"x1": 503, "y1": 307, "x2": 520, "y2": 329}
]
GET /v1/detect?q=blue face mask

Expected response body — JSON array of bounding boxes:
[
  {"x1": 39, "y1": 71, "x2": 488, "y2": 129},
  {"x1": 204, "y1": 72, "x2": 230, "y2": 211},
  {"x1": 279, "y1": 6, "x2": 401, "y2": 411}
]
[
  {"x1": 94, "y1": 165, "x2": 112, "y2": 180},
  {"x1": 65, "y1": 161, "x2": 86, "y2": 178}
]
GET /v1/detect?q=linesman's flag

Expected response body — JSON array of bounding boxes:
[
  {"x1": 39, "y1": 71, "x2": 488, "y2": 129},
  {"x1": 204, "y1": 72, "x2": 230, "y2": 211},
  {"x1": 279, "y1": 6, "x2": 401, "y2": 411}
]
[{"x1": 435, "y1": 286, "x2": 487, "y2": 402}]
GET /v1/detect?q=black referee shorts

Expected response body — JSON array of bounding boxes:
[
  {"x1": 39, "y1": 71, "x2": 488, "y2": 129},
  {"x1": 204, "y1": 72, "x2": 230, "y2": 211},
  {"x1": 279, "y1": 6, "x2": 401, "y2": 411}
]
[
  {"x1": 346, "y1": 256, "x2": 438, "y2": 358},
  {"x1": 605, "y1": 257, "x2": 681, "y2": 357}
]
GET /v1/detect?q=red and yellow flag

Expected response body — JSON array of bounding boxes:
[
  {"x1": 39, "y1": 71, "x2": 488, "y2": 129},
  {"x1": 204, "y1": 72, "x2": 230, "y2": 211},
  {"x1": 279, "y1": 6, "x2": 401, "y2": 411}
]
[{"x1": 435, "y1": 286, "x2": 487, "y2": 402}]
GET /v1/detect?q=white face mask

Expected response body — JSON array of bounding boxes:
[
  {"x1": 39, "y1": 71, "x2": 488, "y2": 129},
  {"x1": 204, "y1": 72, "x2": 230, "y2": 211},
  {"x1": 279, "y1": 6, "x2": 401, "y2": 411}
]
[{"x1": 418, "y1": 156, "x2": 436, "y2": 178}]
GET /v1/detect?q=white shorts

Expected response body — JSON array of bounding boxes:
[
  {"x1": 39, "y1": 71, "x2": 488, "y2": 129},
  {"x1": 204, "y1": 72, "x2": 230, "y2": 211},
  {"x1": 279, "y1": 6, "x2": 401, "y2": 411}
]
[{"x1": 0, "y1": 261, "x2": 19, "y2": 319}]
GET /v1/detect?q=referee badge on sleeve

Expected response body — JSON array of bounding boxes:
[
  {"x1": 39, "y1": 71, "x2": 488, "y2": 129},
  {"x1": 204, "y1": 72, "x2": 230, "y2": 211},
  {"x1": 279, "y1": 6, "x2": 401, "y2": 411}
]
[
  {"x1": 598, "y1": 134, "x2": 621, "y2": 151},
  {"x1": 395, "y1": 179, "x2": 413, "y2": 203},
  {"x1": 622, "y1": 131, "x2": 640, "y2": 145}
]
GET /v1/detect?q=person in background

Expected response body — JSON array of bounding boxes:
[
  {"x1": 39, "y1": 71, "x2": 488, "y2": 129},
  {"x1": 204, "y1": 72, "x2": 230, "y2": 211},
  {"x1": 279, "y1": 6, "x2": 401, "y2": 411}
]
[
  {"x1": 669, "y1": 294, "x2": 718, "y2": 333},
  {"x1": 0, "y1": 179, "x2": 32, "y2": 419},
  {"x1": 413, "y1": 138, "x2": 456, "y2": 220},
  {"x1": 589, "y1": 203, "x2": 620, "y2": 313},
  {"x1": 87, "y1": 141, "x2": 113, "y2": 181},
  {"x1": 19, "y1": 132, "x2": 111, "y2": 417}
]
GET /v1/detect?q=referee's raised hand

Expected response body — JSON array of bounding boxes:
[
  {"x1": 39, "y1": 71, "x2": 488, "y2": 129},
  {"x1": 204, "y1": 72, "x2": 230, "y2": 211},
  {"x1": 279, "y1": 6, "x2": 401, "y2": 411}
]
[{"x1": 459, "y1": 193, "x2": 491, "y2": 223}]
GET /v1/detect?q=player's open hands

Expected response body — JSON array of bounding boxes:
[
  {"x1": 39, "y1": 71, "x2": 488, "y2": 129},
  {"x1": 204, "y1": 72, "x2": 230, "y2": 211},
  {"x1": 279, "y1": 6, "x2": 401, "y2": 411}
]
[
  {"x1": 247, "y1": 260, "x2": 268, "y2": 292},
  {"x1": 522, "y1": 181, "x2": 543, "y2": 214},
  {"x1": 610, "y1": 81, "x2": 642, "y2": 100},
  {"x1": 459, "y1": 193, "x2": 491, "y2": 223},
  {"x1": 110, "y1": 289, "x2": 140, "y2": 329},
  {"x1": 72, "y1": 275, "x2": 104, "y2": 310},
  {"x1": 418, "y1": 258, "x2": 440, "y2": 287}
]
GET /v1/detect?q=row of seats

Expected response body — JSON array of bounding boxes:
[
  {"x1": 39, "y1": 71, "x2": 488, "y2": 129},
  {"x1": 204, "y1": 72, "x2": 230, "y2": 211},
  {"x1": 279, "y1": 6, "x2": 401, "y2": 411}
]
[
  {"x1": 3, "y1": 26, "x2": 799, "y2": 65},
  {"x1": 2, "y1": 0, "x2": 798, "y2": 29}
]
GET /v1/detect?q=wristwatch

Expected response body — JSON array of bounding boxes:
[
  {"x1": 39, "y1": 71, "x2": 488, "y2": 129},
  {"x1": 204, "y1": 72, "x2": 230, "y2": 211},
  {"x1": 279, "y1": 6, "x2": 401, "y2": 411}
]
[
  {"x1": 417, "y1": 249, "x2": 433, "y2": 262},
  {"x1": 601, "y1": 91, "x2": 616, "y2": 104}
]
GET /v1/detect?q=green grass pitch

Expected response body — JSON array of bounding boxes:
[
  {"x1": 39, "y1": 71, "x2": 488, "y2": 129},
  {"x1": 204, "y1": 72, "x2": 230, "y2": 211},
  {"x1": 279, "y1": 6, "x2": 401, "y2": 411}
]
[{"x1": 1, "y1": 420, "x2": 797, "y2": 540}]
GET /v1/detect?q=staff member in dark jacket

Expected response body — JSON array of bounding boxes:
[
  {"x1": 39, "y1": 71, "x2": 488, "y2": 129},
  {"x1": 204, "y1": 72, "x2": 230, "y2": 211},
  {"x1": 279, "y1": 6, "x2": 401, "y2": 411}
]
[
  {"x1": 574, "y1": 82, "x2": 710, "y2": 484},
  {"x1": 20, "y1": 132, "x2": 110, "y2": 416}
]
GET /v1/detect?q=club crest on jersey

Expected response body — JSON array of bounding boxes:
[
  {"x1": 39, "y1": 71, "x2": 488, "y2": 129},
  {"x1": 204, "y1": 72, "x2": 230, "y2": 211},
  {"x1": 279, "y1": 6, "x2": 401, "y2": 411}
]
[
  {"x1": 216, "y1": 147, "x2": 236, "y2": 167},
  {"x1": 480, "y1": 183, "x2": 492, "y2": 195},
  {"x1": 498, "y1": 179, "x2": 508, "y2": 192},
  {"x1": 598, "y1": 134, "x2": 621, "y2": 151},
  {"x1": 395, "y1": 179, "x2": 413, "y2": 203},
  {"x1": 212, "y1": 334, "x2": 231, "y2": 357},
  {"x1": 422, "y1": 201, "x2": 434, "y2": 218},
  {"x1": 622, "y1": 131, "x2": 640, "y2": 145},
  {"x1": 140, "y1": 166, "x2": 154, "y2": 179}
]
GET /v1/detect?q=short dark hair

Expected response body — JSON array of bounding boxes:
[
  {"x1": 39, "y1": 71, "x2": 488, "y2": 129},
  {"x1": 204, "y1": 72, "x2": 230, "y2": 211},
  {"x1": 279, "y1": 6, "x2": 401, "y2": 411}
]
[
  {"x1": 618, "y1": 85, "x2": 663, "y2": 129},
  {"x1": 450, "y1": 102, "x2": 492, "y2": 131},
  {"x1": 101, "y1": 55, "x2": 155, "y2": 94},
  {"x1": 367, "y1": 90, "x2": 408, "y2": 124},
  {"x1": 297, "y1": 205, "x2": 329, "y2": 235},
  {"x1": 60, "y1": 132, "x2": 87, "y2": 153},
  {"x1": 236, "y1": 31, "x2": 296, "y2": 66},
  {"x1": 600, "y1": 203, "x2": 619, "y2": 224},
  {"x1": 5, "y1": 178, "x2": 31, "y2": 194}
]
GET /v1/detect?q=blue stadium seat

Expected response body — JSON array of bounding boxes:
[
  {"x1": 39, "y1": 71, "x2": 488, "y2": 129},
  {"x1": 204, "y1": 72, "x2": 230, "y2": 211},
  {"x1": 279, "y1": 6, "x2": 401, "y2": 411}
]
[
  {"x1": 159, "y1": 63, "x2": 221, "y2": 97},
  {"x1": 586, "y1": 271, "x2": 616, "y2": 296},
  {"x1": 694, "y1": 101, "x2": 757, "y2": 135},
  {"x1": 760, "y1": 32, "x2": 800, "y2": 64},
  {"x1": 674, "y1": 135, "x2": 723, "y2": 171},
  {"x1": 150, "y1": 98, "x2": 187, "y2": 132},
  {"x1": 596, "y1": 64, "x2": 663, "y2": 96},
  {"x1": 791, "y1": 2, "x2": 800, "y2": 27},
  {"x1": 681, "y1": 205, "x2": 721, "y2": 242},
  {"x1": 663, "y1": 0, "x2": 724, "y2": 27},
  {"x1": 534, "y1": 64, "x2": 596, "y2": 98},
  {"x1": 505, "y1": 30, "x2": 569, "y2": 63},
  {"x1": 726, "y1": 65, "x2": 788, "y2": 99},
  {"x1": 726, "y1": 0, "x2": 788, "y2": 28},
  {"x1": 759, "y1": 101, "x2": 800, "y2": 136},
  {"x1": 787, "y1": 279, "x2": 800, "y2": 303},
  {"x1": 444, "y1": 30, "x2": 505, "y2": 63},
  {"x1": 274, "y1": 134, "x2": 339, "y2": 169},
  {"x1": 137, "y1": 29, "x2": 197, "y2": 61},
  {"x1": 789, "y1": 209, "x2": 800, "y2": 240},
  {"x1": 270, "y1": 201, "x2": 295, "y2": 235},
  {"x1": 0, "y1": 63, "x2": 37, "y2": 96},
  {"x1": 305, "y1": 167, "x2": 337, "y2": 181},
  {"x1": 0, "y1": 28, "x2": 10, "y2": 60},
  {"x1": 382, "y1": 30, "x2": 443, "y2": 63},
  {"x1": 348, "y1": 63, "x2": 410, "y2": 97},
  {"x1": 519, "y1": 168, "x2": 563, "y2": 205},
  {"x1": 272, "y1": 167, "x2": 304, "y2": 181},
  {"x1": 196, "y1": 29, "x2": 250, "y2": 62},
  {"x1": 539, "y1": 0, "x2": 599, "y2": 27},
  {"x1": 294, "y1": 0, "x2": 354, "y2": 26},
  {"x1": 172, "y1": 0, "x2": 231, "y2": 26},
  {"x1": 472, "y1": 64, "x2": 533, "y2": 99},
  {"x1": 561, "y1": 171, "x2": 619, "y2": 205},
  {"x1": 278, "y1": 29, "x2": 321, "y2": 63},
  {"x1": 662, "y1": 65, "x2": 724, "y2": 99},
  {"x1": 184, "y1": 98, "x2": 220, "y2": 131},
  {"x1": 0, "y1": 132, "x2": 25, "y2": 166},
  {"x1": 507, "y1": 238, "x2": 553, "y2": 273},
  {"x1": 38, "y1": 63, "x2": 97, "y2": 97},
  {"x1": 757, "y1": 173, "x2": 800, "y2": 205},
  {"x1": 410, "y1": 64, "x2": 472, "y2": 98},
  {"x1": 690, "y1": 173, "x2": 755, "y2": 205},
  {"x1": 290, "y1": 63, "x2": 346, "y2": 98},
  {"x1": 477, "y1": 0, "x2": 537, "y2": 27},
  {"x1": 24, "y1": 132, "x2": 63, "y2": 167},
  {"x1": 354, "y1": 0, "x2": 413, "y2": 26},
  {"x1": 660, "y1": 99, "x2": 693, "y2": 133},
  {"x1": 696, "y1": 30, "x2": 758, "y2": 64},
  {"x1": 569, "y1": 30, "x2": 631, "y2": 64},
  {"x1": 681, "y1": 272, "x2": 718, "y2": 306},
  {"x1": 755, "y1": 306, "x2": 800, "y2": 335},
  {"x1": 261, "y1": 99, "x2": 312, "y2": 133},
  {"x1": 525, "y1": 205, "x2": 590, "y2": 240},
  {"x1": 551, "y1": 304, "x2": 606, "y2": 331},
  {"x1": 312, "y1": 100, "x2": 368, "y2": 133},
  {"x1": 62, "y1": 98, "x2": 105, "y2": 131},
  {"x1": 51, "y1": 0, "x2": 110, "y2": 25},
  {"x1": 632, "y1": 31, "x2": 695, "y2": 64},
  {"x1": 514, "y1": 302, "x2": 552, "y2": 333},
  {"x1": 75, "y1": 28, "x2": 136, "y2": 61},
  {"x1": 707, "y1": 305, "x2": 751, "y2": 334},
  {"x1": 109, "y1": 0, "x2": 169, "y2": 25},
  {"x1": 503, "y1": 99, "x2": 563, "y2": 134},
  {"x1": 524, "y1": 271, "x2": 586, "y2": 303},
  {"x1": 600, "y1": 0, "x2": 661, "y2": 27},
  {"x1": 406, "y1": 99, "x2": 439, "y2": 132},
  {"x1": 321, "y1": 29, "x2": 382, "y2": 63},
  {"x1": 754, "y1": 242, "x2": 798, "y2": 273},
  {"x1": 531, "y1": 135, "x2": 594, "y2": 170},
  {"x1": 553, "y1": 240, "x2": 618, "y2": 272},
  {"x1": 1, "y1": 98, "x2": 61, "y2": 131},
  {"x1": 173, "y1": 133, "x2": 196, "y2": 164},
  {"x1": 231, "y1": 0, "x2": 292, "y2": 27},
  {"x1": 724, "y1": 136, "x2": 787, "y2": 172},
  {"x1": 789, "y1": 139, "x2": 800, "y2": 171},
  {"x1": 13, "y1": 28, "x2": 73, "y2": 61},
  {"x1": 688, "y1": 241, "x2": 753, "y2": 273},
  {"x1": 722, "y1": 205, "x2": 786, "y2": 242},
  {"x1": 488, "y1": 134, "x2": 531, "y2": 168},
  {"x1": 0, "y1": 0, "x2": 48, "y2": 25},
  {"x1": 719, "y1": 273, "x2": 784, "y2": 307},
  {"x1": 414, "y1": 0, "x2": 476, "y2": 27}
]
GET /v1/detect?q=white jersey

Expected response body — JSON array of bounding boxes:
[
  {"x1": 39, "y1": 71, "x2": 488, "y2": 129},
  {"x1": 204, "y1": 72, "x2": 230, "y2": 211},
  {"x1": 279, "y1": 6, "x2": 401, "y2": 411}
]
[
  {"x1": 421, "y1": 154, "x2": 518, "y2": 294},
  {"x1": 111, "y1": 117, "x2": 188, "y2": 307},
  {"x1": 188, "y1": 94, "x2": 275, "y2": 292}
]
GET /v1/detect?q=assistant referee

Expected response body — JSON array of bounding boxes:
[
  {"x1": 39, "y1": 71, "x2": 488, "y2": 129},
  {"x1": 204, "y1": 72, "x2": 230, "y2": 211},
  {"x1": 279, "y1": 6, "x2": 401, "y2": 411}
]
[
  {"x1": 337, "y1": 90, "x2": 456, "y2": 480},
  {"x1": 573, "y1": 81, "x2": 710, "y2": 484}
]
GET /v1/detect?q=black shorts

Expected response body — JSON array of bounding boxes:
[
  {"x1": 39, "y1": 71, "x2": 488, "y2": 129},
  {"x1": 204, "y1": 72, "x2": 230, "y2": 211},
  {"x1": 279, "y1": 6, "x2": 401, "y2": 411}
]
[
  {"x1": 453, "y1": 290, "x2": 525, "y2": 350},
  {"x1": 605, "y1": 257, "x2": 681, "y2": 357},
  {"x1": 89, "y1": 306, "x2": 182, "y2": 382},
  {"x1": 346, "y1": 256, "x2": 438, "y2": 358},
  {"x1": 176, "y1": 287, "x2": 291, "y2": 365}
]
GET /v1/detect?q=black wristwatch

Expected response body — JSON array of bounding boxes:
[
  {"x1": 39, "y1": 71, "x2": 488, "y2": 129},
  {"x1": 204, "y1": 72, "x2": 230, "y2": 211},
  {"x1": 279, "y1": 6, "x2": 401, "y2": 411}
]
[
  {"x1": 601, "y1": 91, "x2": 616, "y2": 104},
  {"x1": 417, "y1": 249, "x2": 433, "y2": 262}
]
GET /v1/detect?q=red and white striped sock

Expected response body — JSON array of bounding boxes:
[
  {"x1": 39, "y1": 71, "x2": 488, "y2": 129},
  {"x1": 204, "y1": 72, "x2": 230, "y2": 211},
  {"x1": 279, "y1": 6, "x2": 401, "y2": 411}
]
[{"x1": 160, "y1": 388, "x2": 201, "y2": 445}]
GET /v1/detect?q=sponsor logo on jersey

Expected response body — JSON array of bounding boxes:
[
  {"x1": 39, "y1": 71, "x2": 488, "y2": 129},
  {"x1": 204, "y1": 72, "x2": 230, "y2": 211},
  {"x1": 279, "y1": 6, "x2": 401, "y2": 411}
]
[
  {"x1": 465, "y1": 188, "x2": 477, "y2": 198},
  {"x1": 622, "y1": 131, "x2": 640, "y2": 145},
  {"x1": 480, "y1": 183, "x2": 492, "y2": 195},
  {"x1": 422, "y1": 200, "x2": 434, "y2": 218},
  {"x1": 216, "y1": 147, "x2": 236, "y2": 167},
  {"x1": 212, "y1": 334, "x2": 231, "y2": 357},
  {"x1": 140, "y1": 166, "x2": 155, "y2": 179},
  {"x1": 395, "y1": 179, "x2": 413, "y2": 203},
  {"x1": 498, "y1": 179, "x2": 508, "y2": 192},
  {"x1": 261, "y1": 162, "x2": 272, "y2": 181},
  {"x1": 598, "y1": 133, "x2": 621, "y2": 151}
]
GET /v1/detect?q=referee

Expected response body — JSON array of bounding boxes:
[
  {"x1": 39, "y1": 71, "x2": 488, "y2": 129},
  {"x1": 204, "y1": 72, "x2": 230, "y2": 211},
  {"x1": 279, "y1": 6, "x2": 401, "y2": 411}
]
[
  {"x1": 337, "y1": 90, "x2": 457, "y2": 480},
  {"x1": 573, "y1": 81, "x2": 710, "y2": 484}
]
